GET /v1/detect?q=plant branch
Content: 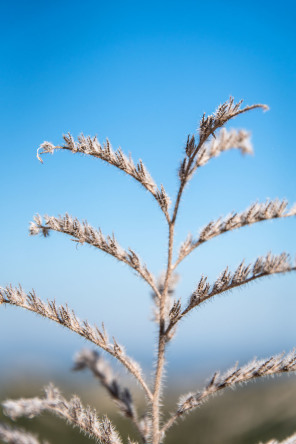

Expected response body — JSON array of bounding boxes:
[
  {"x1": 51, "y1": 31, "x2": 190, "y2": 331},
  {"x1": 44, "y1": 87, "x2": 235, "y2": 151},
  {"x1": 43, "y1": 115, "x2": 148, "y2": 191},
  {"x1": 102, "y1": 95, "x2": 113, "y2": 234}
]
[
  {"x1": 29, "y1": 214, "x2": 161, "y2": 300},
  {"x1": 37, "y1": 135, "x2": 171, "y2": 222},
  {"x1": 161, "y1": 350, "x2": 296, "y2": 437},
  {"x1": 3, "y1": 384, "x2": 122, "y2": 444},
  {"x1": 0, "y1": 286, "x2": 153, "y2": 402},
  {"x1": 73, "y1": 349, "x2": 149, "y2": 443},
  {"x1": 175, "y1": 199, "x2": 296, "y2": 269},
  {"x1": 166, "y1": 252, "x2": 295, "y2": 336},
  {"x1": 174, "y1": 98, "x2": 268, "y2": 224},
  {"x1": 193, "y1": 128, "x2": 253, "y2": 169}
]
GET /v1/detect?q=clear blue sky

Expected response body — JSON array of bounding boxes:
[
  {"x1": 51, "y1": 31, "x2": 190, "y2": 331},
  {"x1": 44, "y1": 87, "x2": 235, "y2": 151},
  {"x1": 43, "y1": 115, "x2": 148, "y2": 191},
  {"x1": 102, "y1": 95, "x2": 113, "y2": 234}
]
[{"x1": 1, "y1": 0, "x2": 295, "y2": 383}]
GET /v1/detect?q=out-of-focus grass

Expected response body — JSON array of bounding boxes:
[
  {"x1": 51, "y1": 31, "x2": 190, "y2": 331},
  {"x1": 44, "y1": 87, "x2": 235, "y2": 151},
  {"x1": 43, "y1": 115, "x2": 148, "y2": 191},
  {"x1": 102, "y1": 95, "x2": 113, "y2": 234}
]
[{"x1": 1, "y1": 376, "x2": 296, "y2": 443}]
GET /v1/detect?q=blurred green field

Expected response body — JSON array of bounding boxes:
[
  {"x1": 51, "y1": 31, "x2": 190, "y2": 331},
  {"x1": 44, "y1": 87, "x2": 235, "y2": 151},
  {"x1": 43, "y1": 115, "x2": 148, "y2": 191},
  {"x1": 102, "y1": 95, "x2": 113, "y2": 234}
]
[{"x1": 2, "y1": 375, "x2": 296, "y2": 443}]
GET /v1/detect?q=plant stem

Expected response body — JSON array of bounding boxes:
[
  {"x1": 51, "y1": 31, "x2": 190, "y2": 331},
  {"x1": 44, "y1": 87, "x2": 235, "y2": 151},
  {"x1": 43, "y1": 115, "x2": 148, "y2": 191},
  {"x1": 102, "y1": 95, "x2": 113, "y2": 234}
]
[
  {"x1": 152, "y1": 155, "x2": 191, "y2": 443},
  {"x1": 152, "y1": 224, "x2": 175, "y2": 443}
]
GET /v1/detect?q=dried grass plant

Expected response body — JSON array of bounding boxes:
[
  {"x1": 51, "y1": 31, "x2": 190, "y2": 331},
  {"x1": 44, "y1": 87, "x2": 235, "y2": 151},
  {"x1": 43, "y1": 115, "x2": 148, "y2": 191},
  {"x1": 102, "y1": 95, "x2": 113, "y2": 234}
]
[{"x1": 1, "y1": 97, "x2": 296, "y2": 444}]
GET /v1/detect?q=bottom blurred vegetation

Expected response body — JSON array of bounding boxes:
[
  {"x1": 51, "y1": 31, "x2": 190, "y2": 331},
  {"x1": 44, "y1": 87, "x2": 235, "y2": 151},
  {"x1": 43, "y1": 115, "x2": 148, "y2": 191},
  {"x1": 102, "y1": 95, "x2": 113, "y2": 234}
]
[{"x1": 1, "y1": 375, "x2": 296, "y2": 443}]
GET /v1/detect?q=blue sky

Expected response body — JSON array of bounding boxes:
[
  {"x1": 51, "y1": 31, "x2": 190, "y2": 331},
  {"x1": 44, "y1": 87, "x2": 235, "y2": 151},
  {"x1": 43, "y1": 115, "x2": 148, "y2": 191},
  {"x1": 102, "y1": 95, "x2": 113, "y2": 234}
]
[{"x1": 1, "y1": 0, "x2": 296, "y2": 382}]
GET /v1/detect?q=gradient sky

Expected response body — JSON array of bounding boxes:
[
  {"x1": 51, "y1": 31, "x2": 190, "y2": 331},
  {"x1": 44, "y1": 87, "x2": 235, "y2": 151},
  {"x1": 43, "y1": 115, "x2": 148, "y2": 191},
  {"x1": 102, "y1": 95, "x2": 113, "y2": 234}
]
[{"x1": 1, "y1": 0, "x2": 296, "y2": 383}]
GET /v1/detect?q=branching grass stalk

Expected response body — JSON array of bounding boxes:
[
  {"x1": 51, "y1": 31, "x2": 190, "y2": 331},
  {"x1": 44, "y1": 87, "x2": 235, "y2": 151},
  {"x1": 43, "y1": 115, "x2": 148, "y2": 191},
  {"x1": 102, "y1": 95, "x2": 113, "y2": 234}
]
[{"x1": 2, "y1": 97, "x2": 295, "y2": 444}]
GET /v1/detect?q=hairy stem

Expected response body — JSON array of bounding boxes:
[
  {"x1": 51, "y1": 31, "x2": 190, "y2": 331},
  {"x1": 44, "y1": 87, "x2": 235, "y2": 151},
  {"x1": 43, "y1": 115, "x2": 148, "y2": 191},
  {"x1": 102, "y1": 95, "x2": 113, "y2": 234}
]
[
  {"x1": 152, "y1": 224, "x2": 175, "y2": 443},
  {"x1": 151, "y1": 134, "x2": 199, "y2": 442}
]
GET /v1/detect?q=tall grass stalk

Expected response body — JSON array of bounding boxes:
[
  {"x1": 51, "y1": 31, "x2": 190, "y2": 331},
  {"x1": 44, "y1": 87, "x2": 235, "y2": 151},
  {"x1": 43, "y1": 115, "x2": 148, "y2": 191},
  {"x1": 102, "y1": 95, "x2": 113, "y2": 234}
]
[{"x1": 1, "y1": 98, "x2": 295, "y2": 444}]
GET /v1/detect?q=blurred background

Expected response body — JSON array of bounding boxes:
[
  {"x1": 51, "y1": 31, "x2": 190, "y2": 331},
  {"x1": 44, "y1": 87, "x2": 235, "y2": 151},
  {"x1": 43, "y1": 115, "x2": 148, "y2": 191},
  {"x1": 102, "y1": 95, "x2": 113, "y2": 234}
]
[{"x1": 1, "y1": 0, "x2": 296, "y2": 442}]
